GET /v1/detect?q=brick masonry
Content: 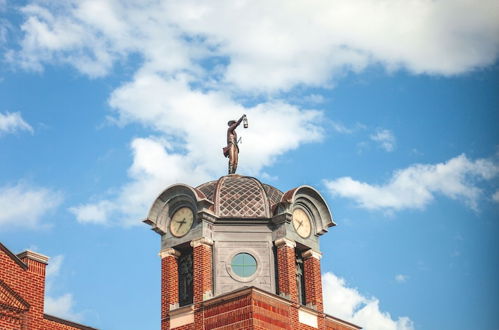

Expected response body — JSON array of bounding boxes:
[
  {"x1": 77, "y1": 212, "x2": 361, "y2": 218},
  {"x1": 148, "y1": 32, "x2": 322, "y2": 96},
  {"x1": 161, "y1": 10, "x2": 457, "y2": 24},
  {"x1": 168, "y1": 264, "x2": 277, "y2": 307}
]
[
  {"x1": 162, "y1": 286, "x2": 360, "y2": 330},
  {"x1": 159, "y1": 238, "x2": 362, "y2": 329},
  {"x1": 191, "y1": 242, "x2": 213, "y2": 304},
  {"x1": 0, "y1": 242, "x2": 97, "y2": 330},
  {"x1": 161, "y1": 250, "x2": 180, "y2": 330},
  {"x1": 303, "y1": 251, "x2": 324, "y2": 312},
  {"x1": 275, "y1": 240, "x2": 298, "y2": 303}
]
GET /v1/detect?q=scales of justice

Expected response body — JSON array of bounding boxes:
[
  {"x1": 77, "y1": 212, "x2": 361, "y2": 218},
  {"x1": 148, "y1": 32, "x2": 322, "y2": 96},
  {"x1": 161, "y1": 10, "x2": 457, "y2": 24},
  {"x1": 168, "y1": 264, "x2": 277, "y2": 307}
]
[{"x1": 222, "y1": 114, "x2": 248, "y2": 175}]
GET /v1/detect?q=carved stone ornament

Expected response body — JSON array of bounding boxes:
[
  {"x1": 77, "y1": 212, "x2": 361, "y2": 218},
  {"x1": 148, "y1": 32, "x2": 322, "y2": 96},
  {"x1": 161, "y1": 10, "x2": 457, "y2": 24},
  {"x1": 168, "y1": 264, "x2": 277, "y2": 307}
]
[
  {"x1": 302, "y1": 249, "x2": 322, "y2": 260},
  {"x1": 274, "y1": 238, "x2": 296, "y2": 249},
  {"x1": 158, "y1": 248, "x2": 181, "y2": 259},
  {"x1": 190, "y1": 237, "x2": 214, "y2": 248}
]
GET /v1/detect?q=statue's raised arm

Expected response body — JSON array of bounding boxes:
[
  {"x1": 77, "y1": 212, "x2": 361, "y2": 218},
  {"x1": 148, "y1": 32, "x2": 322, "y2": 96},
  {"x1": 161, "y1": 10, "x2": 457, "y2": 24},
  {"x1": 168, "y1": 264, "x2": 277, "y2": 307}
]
[{"x1": 223, "y1": 114, "x2": 247, "y2": 174}]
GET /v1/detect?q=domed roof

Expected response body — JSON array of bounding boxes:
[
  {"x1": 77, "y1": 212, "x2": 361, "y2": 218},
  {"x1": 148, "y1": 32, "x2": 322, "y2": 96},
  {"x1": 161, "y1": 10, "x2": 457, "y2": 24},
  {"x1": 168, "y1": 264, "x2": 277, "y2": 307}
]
[{"x1": 196, "y1": 174, "x2": 283, "y2": 219}]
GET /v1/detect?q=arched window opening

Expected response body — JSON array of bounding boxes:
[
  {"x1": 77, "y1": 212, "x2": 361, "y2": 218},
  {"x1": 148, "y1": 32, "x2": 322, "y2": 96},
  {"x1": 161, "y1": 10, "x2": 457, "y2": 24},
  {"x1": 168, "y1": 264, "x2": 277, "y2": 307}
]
[
  {"x1": 296, "y1": 251, "x2": 306, "y2": 305},
  {"x1": 178, "y1": 249, "x2": 193, "y2": 306}
]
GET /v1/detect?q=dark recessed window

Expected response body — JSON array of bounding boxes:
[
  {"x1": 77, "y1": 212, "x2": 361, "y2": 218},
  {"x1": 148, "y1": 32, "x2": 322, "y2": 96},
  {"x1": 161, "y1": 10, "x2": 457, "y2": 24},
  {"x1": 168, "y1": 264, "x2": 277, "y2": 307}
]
[{"x1": 231, "y1": 253, "x2": 257, "y2": 277}]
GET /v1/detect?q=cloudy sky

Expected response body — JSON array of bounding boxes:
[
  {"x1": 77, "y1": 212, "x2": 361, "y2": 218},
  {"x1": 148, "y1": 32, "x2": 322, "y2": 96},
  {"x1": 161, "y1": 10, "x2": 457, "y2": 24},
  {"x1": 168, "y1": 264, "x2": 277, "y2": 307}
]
[{"x1": 1, "y1": 0, "x2": 498, "y2": 329}]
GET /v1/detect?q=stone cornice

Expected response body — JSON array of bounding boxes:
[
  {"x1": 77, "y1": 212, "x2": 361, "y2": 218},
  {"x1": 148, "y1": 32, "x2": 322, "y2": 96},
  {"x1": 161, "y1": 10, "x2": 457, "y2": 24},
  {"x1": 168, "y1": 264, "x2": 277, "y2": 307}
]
[
  {"x1": 274, "y1": 237, "x2": 296, "y2": 249},
  {"x1": 17, "y1": 250, "x2": 49, "y2": 264},
  {"x1": 190, "y1": 237, "x2": 214, "y2": 248},
  {"x1": 302, "y1": 249, "x2": 322, "y2": 260},
  {"x1": 158, "y1": 248, "x2": 181, "y2": 259}
]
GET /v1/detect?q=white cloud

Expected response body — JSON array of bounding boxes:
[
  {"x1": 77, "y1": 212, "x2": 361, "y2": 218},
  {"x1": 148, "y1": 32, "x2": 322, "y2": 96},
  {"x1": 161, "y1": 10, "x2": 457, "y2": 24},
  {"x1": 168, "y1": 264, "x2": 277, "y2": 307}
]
[
  {"x1": 0, "y1": 182, "x2": 62, "y2": 230},
  {"x1": 45, "y1": 294, "x2": 82, "y2": 322},
  {"x1": 323, "y1": 272, "x2": 413, "y2": 330},
  {"x1": 0, "y1": 112, "x2": 33, "y2": 135},
  {"x1": 69, "y1": 200, "x2": 115, "y2": 224},
  {"x1": 371, "y1": 129, "x2": 396, "y2": 152},
  {"x1": 492, "y1": 190, "x2": 499, "y2": 203},
  {"x1": 108, "y1": 73, "x2": 323, "y2": 174},
  {"x1": 14, "y1": 1, "x2": 498, "y2": 225},
  {"x1": 69, "y1": 75, "x2": 323, "y2": 226},
  {"x1": 331, "y1": 121, "x2": 354, "y2": 134},
  {"x1": 324, "y1": 154, "x2": 499, "y2": 212},
  {"x1": 331, "y1": 121, "x2": 367, "y2": 135},
  {"x1": 70, "y1": 137, "x2": 212, "y2": 226},
  {"x1": 11, "y1": 0, "x2": 499, "y2": 92},
  {"x1": 44, "y1": 255, "x2": 84, "y2": 322},
  {"x1": 395, "y1": 274, "x2": 408, "y2": 283},
  {"x1": 46, "y1": 254, "x2": 64, "y2": 278}
]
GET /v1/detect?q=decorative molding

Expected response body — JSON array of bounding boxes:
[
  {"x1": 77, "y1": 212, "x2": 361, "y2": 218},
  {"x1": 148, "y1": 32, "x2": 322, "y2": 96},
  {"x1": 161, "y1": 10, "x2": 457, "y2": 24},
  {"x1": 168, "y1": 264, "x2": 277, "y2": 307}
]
[
  {"x1": 198, "y1": 211, "x2": 217, "y2": 223},
  {"x1": 158, "y1": 248, "x2": 181, "y2": 259},
  {"x1": 16, "y1": 250, "x2": 49, "y2": 264},
  {"x1": 190, "y1": 237, "x2": 214, "y2": 248},
  {"x1": 278, "y1": 292, "x2": 291, "y2": 300},
  {"x1": 274, "y1": 238, "x2": 296, "y2": 249},
  {"x1": 203, "y1": 290, "x2": 213, "y2": 300},
  {"x1": 271, "y1": 212, "x2": 292, "y2": 225},
  {"x1": 302, "y1": 249, "x2": 322, "y2": 260},
  {"x1": 225, "y1": 248, "x2": 262, "y2": 284},
  {"x1": 298, "y1": 308, "x2": 318, "y2": 328}
]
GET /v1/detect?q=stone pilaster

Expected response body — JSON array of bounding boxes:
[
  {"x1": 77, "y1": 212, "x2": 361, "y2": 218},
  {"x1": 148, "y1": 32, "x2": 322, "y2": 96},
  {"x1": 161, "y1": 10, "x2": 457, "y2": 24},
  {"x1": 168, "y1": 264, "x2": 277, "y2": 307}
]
[
  {"x1": 17, "y1": 250, "x2": 48, "y2": 319},
  {"x1": 191, "y1": 238, "x2": 214, "y2": 303},
  {"x1": 159, "y1": 248, "x2": 180, "y2": 330},
  {"x1": 275, "y1": 238, "x2": 298, "y2": 303},
  {"x1": 302, "y1": 249, "x2": 323, "y2": 312}
]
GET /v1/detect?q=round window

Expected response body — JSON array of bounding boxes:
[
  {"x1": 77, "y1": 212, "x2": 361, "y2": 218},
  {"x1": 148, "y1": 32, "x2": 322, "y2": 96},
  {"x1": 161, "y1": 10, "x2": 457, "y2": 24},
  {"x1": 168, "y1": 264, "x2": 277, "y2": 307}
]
[{"x1": 231, "y1": 253, "x2": 257, "y2": 277}]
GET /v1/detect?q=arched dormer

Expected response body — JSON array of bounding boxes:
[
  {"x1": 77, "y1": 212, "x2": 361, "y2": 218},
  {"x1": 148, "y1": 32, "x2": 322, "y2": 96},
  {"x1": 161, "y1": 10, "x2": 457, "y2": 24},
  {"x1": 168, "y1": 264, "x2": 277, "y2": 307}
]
[
  {"x1": 144, "y1": 183, "x2": 213, "y2": 235},
  {"x1": 280, "y1": 185, "x2": 335, "y2": 236}
]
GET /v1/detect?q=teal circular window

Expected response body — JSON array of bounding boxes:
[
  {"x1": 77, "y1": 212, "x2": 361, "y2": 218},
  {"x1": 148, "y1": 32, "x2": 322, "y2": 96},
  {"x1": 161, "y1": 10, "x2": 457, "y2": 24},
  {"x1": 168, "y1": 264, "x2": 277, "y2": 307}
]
[{"x1": 231, "y1": 253, "x2": 257, "y2": 277}]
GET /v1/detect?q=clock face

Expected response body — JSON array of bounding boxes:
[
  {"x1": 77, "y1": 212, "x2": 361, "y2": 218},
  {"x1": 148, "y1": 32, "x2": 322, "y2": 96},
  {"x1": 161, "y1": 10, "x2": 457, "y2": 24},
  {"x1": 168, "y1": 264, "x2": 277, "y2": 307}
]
[
  {"x1": 169, "y1": 207, "x2": 194, "y2": 237},
  {"x1": 292, "y1": 208, "x2": 312, "y2": 238}
]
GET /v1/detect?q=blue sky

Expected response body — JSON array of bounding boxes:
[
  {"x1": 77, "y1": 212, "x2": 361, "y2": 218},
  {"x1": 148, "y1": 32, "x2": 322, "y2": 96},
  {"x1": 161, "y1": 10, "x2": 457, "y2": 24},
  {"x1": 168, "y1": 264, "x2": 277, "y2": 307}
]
[{"x1": 1, "y1": 1, "x2": 498, "y2": 329}]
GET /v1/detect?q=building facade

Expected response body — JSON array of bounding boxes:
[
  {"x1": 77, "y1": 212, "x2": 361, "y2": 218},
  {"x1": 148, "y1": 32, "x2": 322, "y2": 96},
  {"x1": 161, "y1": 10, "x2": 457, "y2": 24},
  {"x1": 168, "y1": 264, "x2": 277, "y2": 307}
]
[
  {"x1": 144, "y1": 174, "x2": 361, "y2": 330},
  {"x1": 0, "y1": 243, "x2": 97, "y2": 330}
]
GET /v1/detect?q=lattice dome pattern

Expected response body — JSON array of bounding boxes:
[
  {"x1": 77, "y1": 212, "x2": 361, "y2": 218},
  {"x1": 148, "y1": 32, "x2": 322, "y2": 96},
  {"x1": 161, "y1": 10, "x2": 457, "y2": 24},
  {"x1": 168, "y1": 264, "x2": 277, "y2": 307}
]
[{"x1": 195, "y1": 175, "x2": 283, "y2": 218}]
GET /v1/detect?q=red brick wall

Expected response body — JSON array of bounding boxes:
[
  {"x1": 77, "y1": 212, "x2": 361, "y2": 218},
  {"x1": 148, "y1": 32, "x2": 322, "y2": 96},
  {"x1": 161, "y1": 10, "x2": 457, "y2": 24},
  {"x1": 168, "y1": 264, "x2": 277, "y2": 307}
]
[
  {"x1": 0, "y1": 244, "x2": 95, "y2": 330},
  {"x1": 303, "y1": 253, "x2": 323, "y2": 312},
  {"x1": 252, "y1": 292, "x2": 291, "y2": 329},
  {"x1": 192, "y1": 243, "x2": 212, "y2": 304},
  {"x1": 276, "y1": 242, "x2": 298, "y2": 303},
  {"x1": 159, "y1": 286, "x2": 359, "y2": 330},
  {"x1": 191, "y1": 241, "x2": 212, "y2": 329},
  {"x1": 325, "y1": 317, "x2": 360, "y2": 330},
  {"x1": 0, "y1": 249, "x2": 45, "y2": 329},
  {"x1": 157, "y1": 237, "x2": 360, "y2": 330},
  {"x1": 203, "y1": 292, "x2": 253, "y2": 329},
  {"x1": 0, "y1": 309, "x2": 26, "y2": 330},
  {"x1": 161, "y1": 252, "x2": 179, "y2": 330}
]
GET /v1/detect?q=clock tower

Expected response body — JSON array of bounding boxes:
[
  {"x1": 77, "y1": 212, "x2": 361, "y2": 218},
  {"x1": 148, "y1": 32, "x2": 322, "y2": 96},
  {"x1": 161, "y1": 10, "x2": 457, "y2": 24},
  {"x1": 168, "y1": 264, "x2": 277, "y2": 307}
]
[{"x1": 144, "y1": 174, "x2": 360, "y2": 330}]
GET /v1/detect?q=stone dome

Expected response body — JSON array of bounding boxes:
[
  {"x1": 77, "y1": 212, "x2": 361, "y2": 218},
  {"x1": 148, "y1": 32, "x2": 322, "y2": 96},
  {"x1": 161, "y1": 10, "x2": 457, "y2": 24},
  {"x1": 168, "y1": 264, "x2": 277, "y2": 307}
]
[
  {"x1": 145, "y1": 174, "x2": 334, "y2": 236},
  {"x1": 196, "y1": 174, "x2": 283, "y2": 219}
]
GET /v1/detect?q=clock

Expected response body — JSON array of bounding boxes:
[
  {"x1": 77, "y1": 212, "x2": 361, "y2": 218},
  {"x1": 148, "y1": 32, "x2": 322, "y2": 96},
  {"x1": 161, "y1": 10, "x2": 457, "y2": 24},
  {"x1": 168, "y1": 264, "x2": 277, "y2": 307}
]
[
  {"x1": 170, "y1": 207, "x2": 194, "y2": 237},
  {"x1": 292, "y1": 208, "x2": 311, "y2": 238}
]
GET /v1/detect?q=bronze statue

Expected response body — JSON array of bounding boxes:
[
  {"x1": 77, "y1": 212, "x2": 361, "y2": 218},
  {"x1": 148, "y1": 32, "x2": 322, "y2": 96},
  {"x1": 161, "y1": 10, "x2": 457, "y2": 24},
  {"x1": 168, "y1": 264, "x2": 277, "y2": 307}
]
[{"x1": 223, "y1": 114, "x2": 247, "y2": 174}]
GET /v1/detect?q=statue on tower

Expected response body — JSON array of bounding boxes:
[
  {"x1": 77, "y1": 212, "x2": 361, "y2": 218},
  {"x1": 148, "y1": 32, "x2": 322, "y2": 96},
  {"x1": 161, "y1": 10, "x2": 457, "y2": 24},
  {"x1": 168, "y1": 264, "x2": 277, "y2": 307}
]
[{"x1": 223, "y1": 114, "x2": 247, "y2": 174}]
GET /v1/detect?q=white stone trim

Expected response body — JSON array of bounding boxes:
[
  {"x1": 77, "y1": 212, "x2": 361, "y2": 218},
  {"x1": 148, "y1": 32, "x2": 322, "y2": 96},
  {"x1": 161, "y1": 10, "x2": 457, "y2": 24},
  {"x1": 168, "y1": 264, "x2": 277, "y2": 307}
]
[
  {"x1": 17, "y1": 250, "x2": 49, "y2": 264},
  {"x1": 302, "y1": 249, "x2": 322, "y2": 260},
  {"x1": 170, "y1": 305, "x2": 194, "y2": 328},
  {"x1": 158, "y1": 248, "x2": 181, "y2": 259},
  {"x1": 298, "y1": 308, "x2": 318, "y2": 328},
  {"x1": 225, "y1": 249, "x2": 262, "y2": 283},
  {"x1": 274, "y1": 238, "x2": 296, "y2": 248},
  {"x1": 190, "y1": 237, "x2": 214, "y2": 248}
]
